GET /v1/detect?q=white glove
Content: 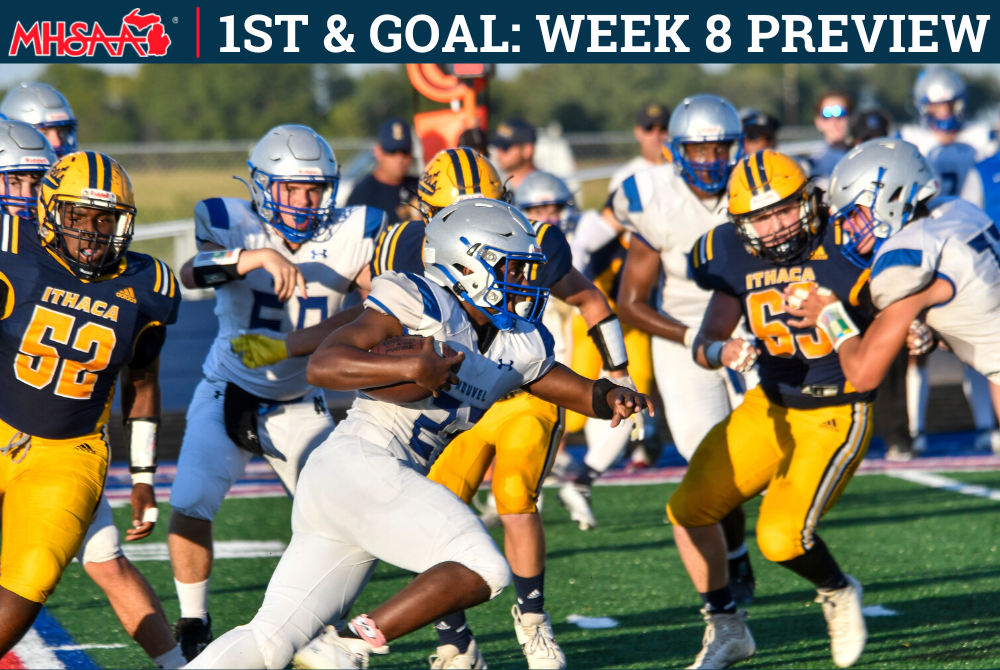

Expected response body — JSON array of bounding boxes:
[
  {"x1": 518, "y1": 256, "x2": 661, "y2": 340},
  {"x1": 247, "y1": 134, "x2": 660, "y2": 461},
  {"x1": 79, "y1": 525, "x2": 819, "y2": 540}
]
[{"x1": 907, "y1": 320, "x2": 936, "y2": 356}]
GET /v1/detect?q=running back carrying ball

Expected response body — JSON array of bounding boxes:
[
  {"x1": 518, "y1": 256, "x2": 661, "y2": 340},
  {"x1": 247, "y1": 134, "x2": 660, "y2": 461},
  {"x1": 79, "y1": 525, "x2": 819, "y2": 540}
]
[{"x1": 364, "y1": 336, "x2": 462, "y2": 403}]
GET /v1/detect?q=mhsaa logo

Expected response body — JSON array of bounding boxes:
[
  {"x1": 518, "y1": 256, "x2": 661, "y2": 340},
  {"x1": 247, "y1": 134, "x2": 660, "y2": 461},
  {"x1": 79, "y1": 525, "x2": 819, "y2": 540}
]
[{"x1": 9, "y1": 8, "x2": 172, "y2": 57}]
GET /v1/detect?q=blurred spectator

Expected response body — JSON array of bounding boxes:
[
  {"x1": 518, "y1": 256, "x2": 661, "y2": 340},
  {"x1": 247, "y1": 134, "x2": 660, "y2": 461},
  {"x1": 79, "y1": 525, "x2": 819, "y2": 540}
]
[
  {"x1": 458, "y1": 128, "x2": 489, "y2": 155},
  {"x1": 809, "y1": 91, "x2": 853, "y2": 177},
  {"x1": 490, "y1": 119, "x2": 538, "y2": 189},
  {"x1": 346, "y1": 118, "x2": 419, "y2": 224},
  {"x1": 848, "y1": 110, "x2": 891, "y2": 147},
  {"x1": 608, "y1": 103, "x2": 671, "y2": 194},
  {"x1": 740, "y1": 108, "x2": 781, "y2": 154}
]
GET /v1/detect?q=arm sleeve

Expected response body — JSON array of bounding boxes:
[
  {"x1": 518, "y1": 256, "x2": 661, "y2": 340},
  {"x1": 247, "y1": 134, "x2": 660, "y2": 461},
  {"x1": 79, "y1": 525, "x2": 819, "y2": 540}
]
[
  {"x1": 688, "y1": 229, "x2": 734, "y2": 294},
  {"x1": 194, "y1": 199, "x2": 235, "y2": 248},
  {"x1": 363, "y1": 272, "x2": 443, "y2": 337},
  {"x1": 370, "y1": 221, "x2": 425, "y2": 278},
  {"x1": 869, "y1": 235, "x2": 937, "y2": 310},
  {"x1": 532, "y1": 224, "x2": 573, "y2": 289},
  {"x1": 130, "y1": 324, "x2": 167, "y2": 369}
]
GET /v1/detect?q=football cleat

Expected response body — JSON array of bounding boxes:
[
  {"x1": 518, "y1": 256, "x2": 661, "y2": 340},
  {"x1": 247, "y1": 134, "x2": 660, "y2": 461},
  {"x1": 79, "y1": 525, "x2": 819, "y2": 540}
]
[
  {"x1": 728, "y1": 554, "x2": 756, "y2": 604},
  {"x1": 558, "y1": 483, "x2": 596, "y2": 530},
  {"x1": 687, "y1": 609, "x2": 755, "y2": 669},
  {"x1": 292, "y1": 625, "x2": 389, "y2": 670},
  {"x1": 175, "y1": 615, "x2": 213, "y2": 663},
  {"x1": 816, "y1": 574, "x2": 867, "y2": 668},
  {"x1": 511, "y1": 605, "x2": 566, "y2": 669},
  {"x1": 473, "y1": 492, "x2": 502, "y2": 530},
  {"x1": 429, "y1": 638, "x2": 487, "y2": 669}
]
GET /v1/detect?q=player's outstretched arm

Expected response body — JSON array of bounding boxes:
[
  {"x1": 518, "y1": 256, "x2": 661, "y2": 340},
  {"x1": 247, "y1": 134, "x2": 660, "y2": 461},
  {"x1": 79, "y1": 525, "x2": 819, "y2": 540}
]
[
  {"x1": 119, "y1": 356, "x2": 162, "y2": 542},
  {"x1": 180, "y1": 242, "x2": 307, "y2": 302},
  {"x1": 617, "y1": 235, "x2": 691, "y2": 345},
  {"x1": 784, "y1": 280, "x2": 953, "y2": 392},
  {"x1": 692, "y1": 291, "x2": 759, "y2": 373},
  {"x1": 525, "y1": 363, "x2": 653, "y2": 427},
  {"x1": 306, "y1": 309, "x2": 463, "y2": 394},
  {"x1": 551, "y1": 267, "x2": 629, "y2": 380}
]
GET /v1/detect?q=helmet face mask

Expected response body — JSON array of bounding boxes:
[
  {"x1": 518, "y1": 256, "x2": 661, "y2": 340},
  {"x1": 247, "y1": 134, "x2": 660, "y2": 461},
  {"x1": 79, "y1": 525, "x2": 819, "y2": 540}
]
[
  {"x1": 245, "y1": 125, "x2": 340, "y2": 244},
  {"x1": 423, "y1": 199, "x2": 549, "y2": 332},
  {"x1": 1, "y1": 169, "x2": 46, "y2": 219},
  {"x1": 734, "y1": 189, "x2": 817, "y2": 264},
  {"x1": 37, "y1": 151, "x2": 136, "y2": 279},
  {"x1": 669, "y1": 94, "x2": 743, "y2": 194},
  {"x1": 0, "y1": 119, "x2": 57, "y2": 220}
]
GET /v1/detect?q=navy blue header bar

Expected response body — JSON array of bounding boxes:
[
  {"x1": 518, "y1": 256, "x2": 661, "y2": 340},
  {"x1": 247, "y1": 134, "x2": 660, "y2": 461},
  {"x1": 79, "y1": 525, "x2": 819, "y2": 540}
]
[{"x1": 1, "y1": 3, "x2": 995, "y2": 63}]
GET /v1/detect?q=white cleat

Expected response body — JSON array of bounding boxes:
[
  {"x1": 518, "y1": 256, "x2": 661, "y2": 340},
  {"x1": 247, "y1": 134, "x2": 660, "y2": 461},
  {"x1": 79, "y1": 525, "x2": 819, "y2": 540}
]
[
  {"x1": 558, "y1": 483, "x2": 596, "y2": 530},
  {"x1": 511, "y1": 605, "x2": 566, "y2": 669},
  {"x1": 429, "y1": 639, "x2": 487, "y2": 669},
  {"x1": 686, "y1": 609, "x2": 756, "y2": 669},
  {"x1": 292, "y1": 626, "x2": 389, "y2": 670},
  {"x1": 474, "y1": 492, "x2": 502, "y2": 529},
  {"x1": 816, "y1": 574, "x2": 867, "y2": 668}
]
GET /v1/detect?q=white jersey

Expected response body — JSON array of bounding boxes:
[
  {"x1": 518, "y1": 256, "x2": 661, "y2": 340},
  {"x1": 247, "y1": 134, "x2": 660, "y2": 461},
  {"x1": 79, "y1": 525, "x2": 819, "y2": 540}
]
[
  {"x1": 344, "y1": 271, "x2": 555, "y2": 471},
  {"x1": 901, "y1": 123, "x2": 998, "y2": 208},
  {"x1": 570, "y1": 209, "x2": 620, "y2": 275},
  {"x1": 608, "y1": 155, "x2": 657, "y2": 195},
  {"x1": 870, "y1": 198, "x2": 1000, "y2": 381},
  {"x1": 196, "y1": 198, "x2": 386, "y2": 400},
  {"x1": 611, "y1": 164, "x2": 729, "y2": 332}
]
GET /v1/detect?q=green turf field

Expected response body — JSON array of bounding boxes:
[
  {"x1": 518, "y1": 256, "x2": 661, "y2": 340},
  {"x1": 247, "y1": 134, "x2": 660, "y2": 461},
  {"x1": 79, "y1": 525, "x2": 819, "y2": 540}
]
[{"x1": 47, "y1": 473, "x2": 1000, "y2": 669}]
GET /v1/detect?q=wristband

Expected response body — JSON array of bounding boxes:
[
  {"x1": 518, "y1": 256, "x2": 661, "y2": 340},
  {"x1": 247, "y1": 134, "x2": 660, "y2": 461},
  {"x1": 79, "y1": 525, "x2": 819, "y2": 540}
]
[
  {"x1": 592, "y1": 377, "x2": 622, "y2": 420},
  {"x1": 705, "y1": 341, "x2": 725, "y2": 369},
  {"x1": 192, "y1": 248, "x2": 244, "y2": 288},
  {"x1": 588, "y1": 315, "x2": 629, "y2": 371},
  {"x1": 126, "y1": 418, "x2": 158, "y2": 486},
  {"x1": 816, "y1": 300, "x2": 861, "y2": 352},
  {"x1": 683, "y1": 328, "x2": 696, "y2": 349}
]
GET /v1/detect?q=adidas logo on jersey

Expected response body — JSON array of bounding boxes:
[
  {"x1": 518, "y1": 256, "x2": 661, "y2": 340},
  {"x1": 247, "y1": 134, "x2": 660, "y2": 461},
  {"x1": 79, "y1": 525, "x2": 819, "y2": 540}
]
[
  {"x1": 74, "y1": 442, "x2": 97, "y2": 454},
  {"x1": 820, "y1": 418, "x2": 838, "y2": 431},
  {"x1": 116, "y1": 287, "x2": 137, "y2": 303},
  {"x1": 809, "y1": 245, "x2": 829, "y2": 261}
]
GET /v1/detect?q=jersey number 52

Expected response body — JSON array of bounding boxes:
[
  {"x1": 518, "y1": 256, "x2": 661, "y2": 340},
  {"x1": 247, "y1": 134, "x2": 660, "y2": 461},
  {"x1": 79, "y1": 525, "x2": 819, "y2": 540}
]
[
  {"x1": 14, "y1": 306, "x2": 116, "y2": 400},
  {"x1": 747, "y1": 283, "x2": 833, "y2": 359}
]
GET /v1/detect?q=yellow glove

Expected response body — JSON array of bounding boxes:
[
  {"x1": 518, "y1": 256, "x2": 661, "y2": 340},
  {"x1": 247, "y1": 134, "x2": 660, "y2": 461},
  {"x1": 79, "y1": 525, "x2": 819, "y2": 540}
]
[{"x1": 230, "y1": 333, "x2": 289, "y2": 369}]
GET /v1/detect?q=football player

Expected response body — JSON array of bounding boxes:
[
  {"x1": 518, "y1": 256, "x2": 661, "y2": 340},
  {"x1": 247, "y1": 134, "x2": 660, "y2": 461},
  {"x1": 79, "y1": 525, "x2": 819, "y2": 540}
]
[
  {"x1": 169, "y1": 125, "x2": 386, "y2": 661},
  {"x1": 380, "y1": 154, "x2": 637, "y2": 668},
  {"x1": 899, "y1": 67, "x2": 998, "y2": 455},
  {"x1": 1, "y1": 83, "x2": 78, "y2": 156},
  {"x1": 785, "y1": 139, "x2": 1000, "y2": 439},
  {"x1": 185, "y1": 198, "x2": 651, "y2": 670},
  {"x1": 614, "y1": 94, "x2": 759, "y2": 603},
  {"x1": 0, "y1": 146, "x2": 180, "y2": 658},
  {"x1": 809, "y1": 91, "x2": 852, "y2": 180},
  {"x1": 674, "y1": 150, "x2": 872, "y2": 669}
]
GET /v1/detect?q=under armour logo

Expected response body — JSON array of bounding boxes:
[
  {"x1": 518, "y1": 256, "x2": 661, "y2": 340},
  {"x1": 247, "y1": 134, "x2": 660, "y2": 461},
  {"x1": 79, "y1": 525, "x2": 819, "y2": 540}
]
[
  {"x1": 314, "y1": 397, "x2": 327, "y2": 415},
  {"x1": 497, "y1": 359, "x2": 514, "y2": 371},
  {"x1": 213, "y1": 390, "x2": 223, "y2": 400},
  {"x1": 311, "y1": 249, "x2": 328, "y2": 259}
]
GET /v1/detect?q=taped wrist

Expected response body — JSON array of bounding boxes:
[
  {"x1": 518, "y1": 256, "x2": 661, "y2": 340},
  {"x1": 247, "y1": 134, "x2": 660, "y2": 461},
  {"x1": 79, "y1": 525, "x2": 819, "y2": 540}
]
[
  {"x1": 592, "y1": 377, "x2": 622, "y2": 420},
  {"x1": 192, "y1": 248, "x2": 243, "y2": 288},
  {"x1": 704, "y1": 341, "x2": 725, "y2": 369},
  {"x1": 125, "y1": 418, "x2": 158, "y2": 486},
  {"x1": 816, "y1": 301, "x2": 861, "y2": 352},
  {"x1": 588, "y1": 315, "x2": 629, "y2": 371}
]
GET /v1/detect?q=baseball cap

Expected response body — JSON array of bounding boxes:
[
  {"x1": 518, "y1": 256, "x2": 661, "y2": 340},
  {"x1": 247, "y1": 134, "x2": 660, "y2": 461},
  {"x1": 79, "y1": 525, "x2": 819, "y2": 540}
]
[
  {"x1": 636, "y1": 103, "x2": 671, "y2": 129},
  {"x1": 378, "y1": 118, "x2": 412, "y2": 153},
  {"x1": 490, "y1": 120, "x2": 536, "y2": 150},
  {"x1": 740, "y1": 109, "x2": 781, "y2": 140}
]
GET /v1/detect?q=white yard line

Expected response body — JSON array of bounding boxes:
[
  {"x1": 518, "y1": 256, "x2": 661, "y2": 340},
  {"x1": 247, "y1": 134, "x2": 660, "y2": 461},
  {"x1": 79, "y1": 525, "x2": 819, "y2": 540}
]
[
  {"x1": 123, "y1": 540, "x2": 287, "y2": 562},
  {"x1": 887, "y1": 470, "x2": 1000, "y2": 501}
]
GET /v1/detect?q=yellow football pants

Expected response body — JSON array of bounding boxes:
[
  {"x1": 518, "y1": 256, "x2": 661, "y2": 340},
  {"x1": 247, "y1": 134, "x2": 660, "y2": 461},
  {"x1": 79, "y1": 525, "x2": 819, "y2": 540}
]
[
  {"x1": 429, "y1": 392, "x2": 564, "y2": 515},
  {"x1": 0, "y1": 417, "x2": 108, "y2": 603},
  {"x1": 667, "y1": 387, "x2": 872, "y2": 563},
  {"x1": 565, "y1": 312, "x2": 653, "y2": 434}
]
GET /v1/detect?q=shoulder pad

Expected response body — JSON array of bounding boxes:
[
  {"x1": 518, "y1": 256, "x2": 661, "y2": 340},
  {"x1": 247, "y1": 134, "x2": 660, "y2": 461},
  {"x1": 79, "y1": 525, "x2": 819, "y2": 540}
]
[
  {"x1": 127, "y1": 253, "x2": 182, "y2": 325},
  {"x1": 365, "y1": 271, "x2": 444, "y2": 336}
]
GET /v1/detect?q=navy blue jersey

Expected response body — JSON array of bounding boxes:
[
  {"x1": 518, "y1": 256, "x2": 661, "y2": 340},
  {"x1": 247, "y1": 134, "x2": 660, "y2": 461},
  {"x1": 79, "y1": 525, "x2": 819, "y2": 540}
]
[
  {"x1": 690, "y1": 220, "x2": 874, "y2": 409},
  {"x1": 371, "y1": 219, "x2": 573, "y2": 290},
  {"x1": 0, "y1": 215, "x2": 180, "y2": 439}
]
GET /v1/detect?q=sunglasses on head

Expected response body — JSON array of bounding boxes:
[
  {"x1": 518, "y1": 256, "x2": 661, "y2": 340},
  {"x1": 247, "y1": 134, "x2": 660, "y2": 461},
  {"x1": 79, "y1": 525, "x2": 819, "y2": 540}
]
[{"x1": 821, "y1": 105, "x2": 847, "y2": 119}]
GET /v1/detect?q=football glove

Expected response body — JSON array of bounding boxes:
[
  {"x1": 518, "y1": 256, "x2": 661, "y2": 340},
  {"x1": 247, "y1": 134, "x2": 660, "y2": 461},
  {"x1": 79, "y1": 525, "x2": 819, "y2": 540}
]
[
  {"x1": 907, "y1": 319, "x2": 936, "y2": 356},
  {"x1": 231, "y1": 332, "x2": 289, "y2": 369}
]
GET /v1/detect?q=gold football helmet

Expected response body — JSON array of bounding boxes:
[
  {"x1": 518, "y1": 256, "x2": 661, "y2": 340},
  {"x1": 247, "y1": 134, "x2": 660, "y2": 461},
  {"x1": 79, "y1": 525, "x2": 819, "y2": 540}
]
[
  {"x1": 417, "y1": 148, "x2": 507, "y2": 219},
  {"x1": 728, "y1": 150, "x2": 820, "y2": 263},
  {"x1": 37, "y1": 151, "x2": 136, "y2": 278}
]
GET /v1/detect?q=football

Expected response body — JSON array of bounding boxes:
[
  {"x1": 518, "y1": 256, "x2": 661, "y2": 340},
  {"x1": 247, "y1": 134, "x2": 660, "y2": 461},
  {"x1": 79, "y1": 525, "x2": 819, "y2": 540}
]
[{"x1": 363, "y1": 336, "x2": 461, "y2": 403}]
